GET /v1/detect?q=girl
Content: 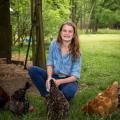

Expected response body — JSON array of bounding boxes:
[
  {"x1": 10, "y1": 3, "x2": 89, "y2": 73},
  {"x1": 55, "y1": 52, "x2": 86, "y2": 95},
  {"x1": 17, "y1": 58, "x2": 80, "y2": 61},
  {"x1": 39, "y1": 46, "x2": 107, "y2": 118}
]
[{"x1": 28, "y1": 22, "x2": 82, "y2": 101}]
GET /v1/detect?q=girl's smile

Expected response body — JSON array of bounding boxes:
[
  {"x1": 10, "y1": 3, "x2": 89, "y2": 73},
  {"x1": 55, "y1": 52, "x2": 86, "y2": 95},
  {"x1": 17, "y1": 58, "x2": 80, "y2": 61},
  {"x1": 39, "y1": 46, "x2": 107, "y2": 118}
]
[{"x1": 60, "y1": 24, "x2": 74, "y2": 42}]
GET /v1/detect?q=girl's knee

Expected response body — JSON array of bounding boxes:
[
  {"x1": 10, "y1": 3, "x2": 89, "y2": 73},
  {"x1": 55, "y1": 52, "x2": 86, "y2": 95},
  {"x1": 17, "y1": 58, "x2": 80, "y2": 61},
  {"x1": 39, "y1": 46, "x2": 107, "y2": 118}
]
[
  {"x1": 28, "y1": 66, "x2": 35, "y2": 73},
  {"x1": 61, "y1": 82, "x2": 78, "y2": 100},
  {"x1": 62, "y1": 87, "x2": 77, "y2": 101},
  {"x1": 28, "y1": 66, "x2": 47, "y2": 82},
  {"x1": 28, "y1": 66, "x2": 43, "y2": 76}
]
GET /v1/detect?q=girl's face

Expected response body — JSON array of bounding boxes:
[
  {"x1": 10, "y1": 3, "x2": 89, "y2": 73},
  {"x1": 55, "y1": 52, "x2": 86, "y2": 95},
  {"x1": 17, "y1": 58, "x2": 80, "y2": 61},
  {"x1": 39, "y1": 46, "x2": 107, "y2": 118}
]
[{"x1": 60, "y1": 24, "x2": 74, "y2": 42}]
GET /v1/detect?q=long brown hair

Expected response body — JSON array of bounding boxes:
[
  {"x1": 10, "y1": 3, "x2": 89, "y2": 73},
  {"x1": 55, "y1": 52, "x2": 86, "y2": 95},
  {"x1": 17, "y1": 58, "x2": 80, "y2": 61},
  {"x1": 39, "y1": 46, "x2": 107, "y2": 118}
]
[{"x1": 57, "y1": 22, "x2": 80, "y2": 62}]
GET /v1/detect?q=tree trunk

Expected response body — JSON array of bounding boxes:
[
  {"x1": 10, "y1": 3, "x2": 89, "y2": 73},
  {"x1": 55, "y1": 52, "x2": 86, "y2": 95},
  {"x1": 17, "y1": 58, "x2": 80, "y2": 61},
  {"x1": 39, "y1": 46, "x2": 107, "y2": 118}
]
[
  {"x1": 85, "y1": 0, "x2": 96, "y2": 33},
  {"x1": 71, "y1": 0, "x2": 77, "y2": 24},
  {"x1": 31, "y1": 0, "x2": 36, "y2": 65},
  {"x1": 0, "y1": 0, "x2": 12, "y2": 62},
  {"x1": 34, "y1": 0, "x2": 46, "y2": 69},
  {"x1": 90, "y1": 0, "x2": 98, "y2": 33}
]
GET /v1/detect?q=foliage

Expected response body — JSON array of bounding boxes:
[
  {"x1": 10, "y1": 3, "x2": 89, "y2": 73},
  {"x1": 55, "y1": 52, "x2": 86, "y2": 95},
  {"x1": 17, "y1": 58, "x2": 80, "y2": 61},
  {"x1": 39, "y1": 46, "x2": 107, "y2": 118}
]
[
  {"x1": 43, "y1": 0, "x2": 71, "y2": 41},
  {"x1": 96, "y1": 6, "x2": 120, "y2": 28},
  {"x1": 10, "y1": 0, "x2": 120, "y2": 44},
  {"x1": 10, "y1": 0, "x2": 31, "y2": 45}
]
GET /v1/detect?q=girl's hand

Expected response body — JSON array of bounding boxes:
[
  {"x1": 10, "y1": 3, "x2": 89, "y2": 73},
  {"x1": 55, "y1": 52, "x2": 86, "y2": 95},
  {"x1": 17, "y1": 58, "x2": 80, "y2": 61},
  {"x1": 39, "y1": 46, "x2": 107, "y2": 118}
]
[
  {"x1": 46, "y1": 78, "x2": 56, "y2": 92},
  {"x1": 46, "y1": 78, "x2": 51, "y2": 92},
  {"x1": 54, "y1": 79, "x2": 62, "y2": 87}
]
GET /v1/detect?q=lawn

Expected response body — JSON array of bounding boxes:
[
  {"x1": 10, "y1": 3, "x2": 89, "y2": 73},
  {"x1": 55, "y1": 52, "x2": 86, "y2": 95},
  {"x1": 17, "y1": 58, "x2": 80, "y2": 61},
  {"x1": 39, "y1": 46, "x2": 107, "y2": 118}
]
[{"x1": 0, "y1": 34, "x2": 120, "y2": 120}]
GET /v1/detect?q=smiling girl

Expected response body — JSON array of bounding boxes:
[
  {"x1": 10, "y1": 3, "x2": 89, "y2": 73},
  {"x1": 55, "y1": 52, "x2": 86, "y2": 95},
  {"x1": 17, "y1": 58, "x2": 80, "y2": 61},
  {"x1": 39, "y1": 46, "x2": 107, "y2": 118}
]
[{"x1": 28, "y1": 22, "x2": 82, "y2": 101}]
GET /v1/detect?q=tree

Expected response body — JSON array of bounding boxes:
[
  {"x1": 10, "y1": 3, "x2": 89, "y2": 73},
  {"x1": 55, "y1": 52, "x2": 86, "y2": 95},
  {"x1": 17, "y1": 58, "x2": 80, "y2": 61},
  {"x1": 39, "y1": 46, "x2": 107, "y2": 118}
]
[
  {"x1": 97, "y1": 0, "x2": 120, "y2": 28},
  {"x1": 0, "y1": 0, "x2": 12, "y2": 62},
  {"x1": 88, "y1": 0, "x2": 97, "y2": 32},
  {"x1": 43, "y1": 0, "x2": 70, "y2": 41},
  {"x1": 10, "y1": 0, "x2": 31, "y2": 46},
  {"x1": 70, "y1": 0, "x2": 77, "y2": 24},
  {"x1": 32, "y1": 0, "x2": 46, "y2": 69}
]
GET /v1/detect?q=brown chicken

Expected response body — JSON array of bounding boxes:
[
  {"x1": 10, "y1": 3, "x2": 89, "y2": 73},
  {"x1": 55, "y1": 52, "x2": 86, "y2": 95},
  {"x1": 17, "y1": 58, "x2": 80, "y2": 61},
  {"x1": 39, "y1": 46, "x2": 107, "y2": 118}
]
[
  {"x1": 118, "y1": 86, "x2": 120, "y2": 107},
  {"x1": 81, "y1": 81, "x2": 118, "y2": 115}
]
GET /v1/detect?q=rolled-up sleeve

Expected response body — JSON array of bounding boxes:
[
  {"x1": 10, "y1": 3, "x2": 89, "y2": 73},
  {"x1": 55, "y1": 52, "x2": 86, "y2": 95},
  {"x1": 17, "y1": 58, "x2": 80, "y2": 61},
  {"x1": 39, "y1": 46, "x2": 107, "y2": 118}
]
[
  {"x1": 47, "y1": 41, "x2": 54, "y2": 66},
  {"x1": 71, "y1": 55, "x2": 82, "y2": 79}
]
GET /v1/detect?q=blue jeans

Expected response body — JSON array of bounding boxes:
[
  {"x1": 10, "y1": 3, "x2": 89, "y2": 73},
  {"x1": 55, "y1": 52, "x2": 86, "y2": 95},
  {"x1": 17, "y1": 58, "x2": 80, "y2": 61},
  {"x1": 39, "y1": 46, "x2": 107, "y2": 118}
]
[{"x1": 28, "y1": 66, "x2": 78, "y2": 101}]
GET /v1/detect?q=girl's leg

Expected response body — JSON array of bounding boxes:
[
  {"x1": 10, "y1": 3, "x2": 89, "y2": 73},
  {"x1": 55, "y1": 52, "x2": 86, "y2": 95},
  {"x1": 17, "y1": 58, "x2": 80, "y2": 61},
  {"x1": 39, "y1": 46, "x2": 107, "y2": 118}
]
[
  {"x1": 28, "y1": 66, "x2": 48, "y2": 96},
  {"x1": 59, "y1": 82, "x2": 78, "y2": 101},
  {"x1": 52, "y1": 74, "x2": 78, "y2": 101}
]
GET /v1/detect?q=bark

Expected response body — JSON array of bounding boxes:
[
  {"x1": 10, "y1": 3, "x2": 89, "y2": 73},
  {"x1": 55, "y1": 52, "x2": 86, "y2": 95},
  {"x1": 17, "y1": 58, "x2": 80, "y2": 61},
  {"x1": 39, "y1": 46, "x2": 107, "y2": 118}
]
[
  {"x1": 71, "y1": 0, "x2": 77, "y2": 24},
  {"x1": 31, "y1": 0, "x2": 36, "y2": 65},
  {"x1": 85, "y1": 1, "x2": 96, "y2": 33},
  {"x1": 34, "y1": 0, "x2": 46, "y2": 69},
  {"x1": 0, "y1": 0, "x2": 12, "y2": 62}
]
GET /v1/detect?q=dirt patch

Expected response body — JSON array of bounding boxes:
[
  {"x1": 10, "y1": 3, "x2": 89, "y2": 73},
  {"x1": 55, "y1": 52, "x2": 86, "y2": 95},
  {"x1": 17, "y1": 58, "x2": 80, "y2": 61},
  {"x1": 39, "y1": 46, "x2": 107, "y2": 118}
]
[{"x1": 0, "y1": 59, "x2": 39, "y2": 96}]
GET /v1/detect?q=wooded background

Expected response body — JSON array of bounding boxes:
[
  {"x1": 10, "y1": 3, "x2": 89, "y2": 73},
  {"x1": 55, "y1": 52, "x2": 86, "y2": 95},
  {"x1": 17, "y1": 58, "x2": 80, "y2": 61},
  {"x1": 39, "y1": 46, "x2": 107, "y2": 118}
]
[{"x1": 0, "y1": 0, "x2": 120, "y2": 68}]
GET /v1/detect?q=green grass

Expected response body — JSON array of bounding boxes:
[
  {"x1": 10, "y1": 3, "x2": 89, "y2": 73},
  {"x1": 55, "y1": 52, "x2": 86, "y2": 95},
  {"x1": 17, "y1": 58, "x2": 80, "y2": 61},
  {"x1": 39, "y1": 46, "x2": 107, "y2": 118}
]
[
  {"x1": 78, "y1": 29, "x2": 120, "y2": 34},
  {"x1": 1, "y1": 34, "x2": 120, "y2": 120},
  {"x1": 80, "y1": 34, "x2": 120, "y2": 85},
  {"x1": 97, "y1": 29, "x2": 120, "y2": 34}
]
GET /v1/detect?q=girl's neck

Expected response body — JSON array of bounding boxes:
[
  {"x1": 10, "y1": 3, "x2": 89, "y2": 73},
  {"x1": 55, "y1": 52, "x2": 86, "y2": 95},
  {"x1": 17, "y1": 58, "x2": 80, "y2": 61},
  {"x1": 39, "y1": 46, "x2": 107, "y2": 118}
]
[
  {"x1": 62, "y1": 40, "x2": 71, "y2": 48},
  {"x1": 60, "y1": 41, "x2": 70, "y2": 56}
]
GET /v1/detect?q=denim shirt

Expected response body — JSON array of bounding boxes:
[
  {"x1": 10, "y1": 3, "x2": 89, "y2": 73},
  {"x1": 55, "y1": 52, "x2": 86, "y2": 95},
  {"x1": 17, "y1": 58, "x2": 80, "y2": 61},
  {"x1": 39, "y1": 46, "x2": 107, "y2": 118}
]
[{"x1": 47, "y1": 40, "x2": 82, "y2": 79}]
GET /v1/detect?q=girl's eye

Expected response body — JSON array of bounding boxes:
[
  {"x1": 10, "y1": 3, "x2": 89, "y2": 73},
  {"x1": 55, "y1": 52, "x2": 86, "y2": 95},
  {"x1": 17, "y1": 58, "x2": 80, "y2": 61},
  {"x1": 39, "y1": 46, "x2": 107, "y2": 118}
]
[
  {"x1": 68, "y1": 30, "x2": 73, "y2": 33},
  {"x1": 62, "y1": 29, "x2": 73, "y2": 33},
  {"x1": 62, "y1": 29, "x2": 67, "y2": 32}
]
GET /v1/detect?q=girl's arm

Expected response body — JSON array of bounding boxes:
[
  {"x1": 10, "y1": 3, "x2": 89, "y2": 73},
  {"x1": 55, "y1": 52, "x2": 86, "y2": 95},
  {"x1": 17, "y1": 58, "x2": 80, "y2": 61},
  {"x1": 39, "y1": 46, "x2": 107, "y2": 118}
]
[
  {"x1": 47, "y1": 65, "x2": 53, "y2": 79},
  {"x1": 46, "y1": 65, "x2": 53, "y2": 91},
  {"x1": 55, "y1": 76, "x2": 77, "y2": 86}
]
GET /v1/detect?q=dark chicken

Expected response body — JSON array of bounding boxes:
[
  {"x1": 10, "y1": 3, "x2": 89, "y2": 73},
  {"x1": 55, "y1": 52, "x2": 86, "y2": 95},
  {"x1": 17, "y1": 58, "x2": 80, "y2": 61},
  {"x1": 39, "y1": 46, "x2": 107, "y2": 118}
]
[
  {"x1": 46, "y1": 79, "x2": 70, "y2": 120},
  {"x1": 9, "y1": 82, "x2": 31, "y2": 115},
  {"x1": 0, "y1": 86, "x2": 10, "y2": 108}
]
